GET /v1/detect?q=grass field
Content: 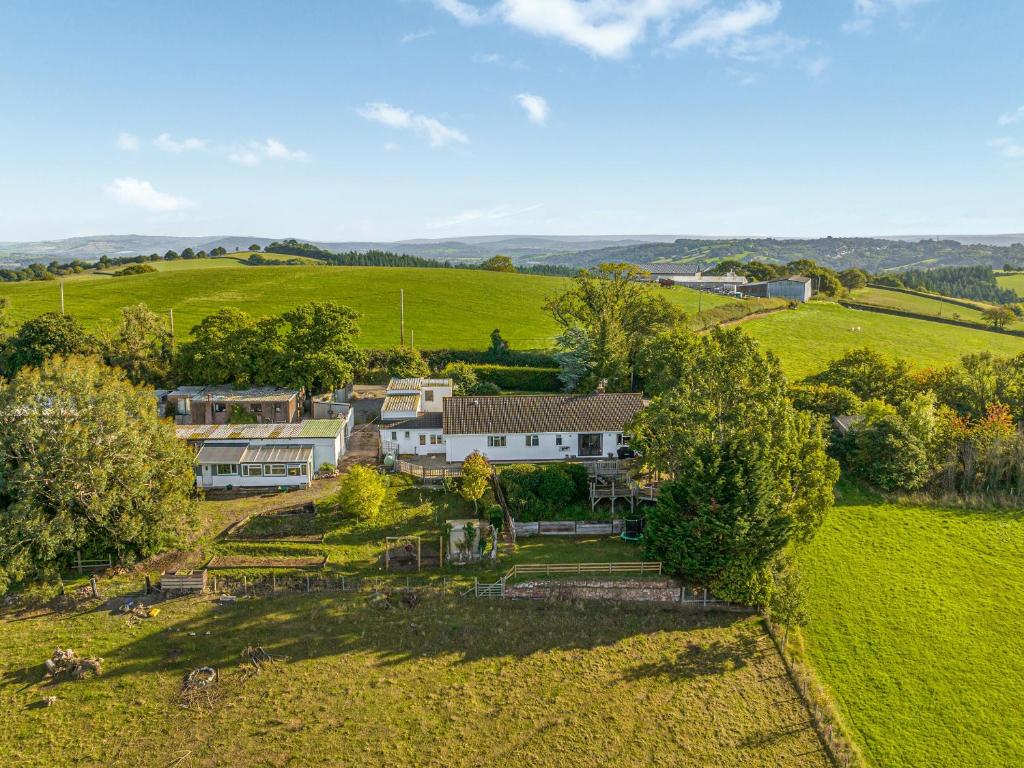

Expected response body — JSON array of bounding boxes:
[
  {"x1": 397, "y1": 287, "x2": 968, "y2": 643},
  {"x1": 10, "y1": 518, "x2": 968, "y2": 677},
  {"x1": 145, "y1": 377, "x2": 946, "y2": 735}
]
[
  {"x1": 797, "y1": 485, "x2": 1024, "y2": 768},
  {"x1": 0, "y1": 593, "x2": 827, "y2": 767},
  {"x1": 996, "y1": 271, "x2": 1024, "y2": 295},
  {"x1": 742, "y1": 301, "x2": 1024, "y2": 379},
  {"x1": 0, "y1": 259, "x2": 733, "y2": 350},
  {"x1": 848, "y1": 286, "x2": 1011, "y2": 326}
]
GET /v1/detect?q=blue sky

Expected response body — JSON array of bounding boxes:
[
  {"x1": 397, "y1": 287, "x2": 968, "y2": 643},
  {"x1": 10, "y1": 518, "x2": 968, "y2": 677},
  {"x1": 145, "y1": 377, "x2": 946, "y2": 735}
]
[{"x1": 1, "y1": 0, "x2": 1022, "y2": 241}]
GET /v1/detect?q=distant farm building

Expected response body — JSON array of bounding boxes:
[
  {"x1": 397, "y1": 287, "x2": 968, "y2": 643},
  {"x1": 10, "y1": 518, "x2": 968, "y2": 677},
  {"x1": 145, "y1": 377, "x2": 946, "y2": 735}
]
[
  {"x1": 165, "y1": 386, "x2": 302, "y2": 425},
  {"x1": 636, "y1": 263, "x2": 747, "y2": 292},
  {"x1": 738, "y1": 275, "x2": 814, "y2": 302}
]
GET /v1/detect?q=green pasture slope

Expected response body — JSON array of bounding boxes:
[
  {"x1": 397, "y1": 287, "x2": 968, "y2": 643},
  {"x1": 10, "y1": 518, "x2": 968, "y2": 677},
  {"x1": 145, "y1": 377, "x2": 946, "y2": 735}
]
[
  {"x1": 742, "y1": 301, "x2": 1024, "y2": 379},
  {"x1": 0, "y1": 258, "x2": 732, "y2": 349},
  {"x1": 848, "y1": 286, "x2": 1013, "y2": 327},
  {"x1": 798, "y1": 486, "x2": 1024, "y2": 767},
  {"x1": 996, "y1": 271, "x2": 1024, "y2": 295}
]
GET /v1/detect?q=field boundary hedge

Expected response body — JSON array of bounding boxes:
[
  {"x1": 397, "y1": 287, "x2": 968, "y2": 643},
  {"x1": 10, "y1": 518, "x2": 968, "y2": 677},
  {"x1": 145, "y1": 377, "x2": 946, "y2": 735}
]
[
  {"x1": 471, "y1": 364, "x2": 561, "y2": 392},
  {"x1": 687, "y1": 297, "x2": 790, "y2": 331},
  {"x1": 839, "y1": 299, "x2": 1024, "y2": 337}
]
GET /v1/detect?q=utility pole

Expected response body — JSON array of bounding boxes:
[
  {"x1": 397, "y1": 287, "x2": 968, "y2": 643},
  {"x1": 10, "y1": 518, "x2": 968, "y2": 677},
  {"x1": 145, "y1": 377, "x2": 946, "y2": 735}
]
[
  {"x1": 399, "y1": 289, "x2": 405, "y2": 346},
  {"x1": 169, "y1": 308, "x2": 175, "y2": 354},
  {"x1": 60, "y1": 281, "x2": 65, "y2": 314}
]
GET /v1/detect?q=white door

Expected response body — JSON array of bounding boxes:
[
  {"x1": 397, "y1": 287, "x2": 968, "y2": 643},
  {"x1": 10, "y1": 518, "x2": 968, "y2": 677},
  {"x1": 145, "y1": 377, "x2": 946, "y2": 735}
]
[{"x1": 201, "y1": 464, "x2": 213, "y2": 486}]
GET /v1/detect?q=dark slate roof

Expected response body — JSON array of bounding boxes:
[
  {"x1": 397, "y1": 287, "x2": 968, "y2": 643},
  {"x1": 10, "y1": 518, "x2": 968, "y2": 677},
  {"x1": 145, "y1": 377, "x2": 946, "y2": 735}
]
[
  {"x1": 384, "y1": 412, "x2": 444, "y2": 430},
  {"x1": 443, "y1": 394, "x2": 644, "y2": 435},
  {"x1": 637, "y1": 263, "x2": 701, "y2": 276}
]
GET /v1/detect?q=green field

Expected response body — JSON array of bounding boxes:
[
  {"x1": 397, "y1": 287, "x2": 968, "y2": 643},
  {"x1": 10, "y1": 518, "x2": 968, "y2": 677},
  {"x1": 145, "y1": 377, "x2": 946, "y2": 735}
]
[
  {"x1": 742, "y1": 301, "x2": 1024, "y2": 379},
  {"x1": 848, "y1": 286, "x2": 1010, "y2": 326},
  {"x1": 0, "y1": 259, "x2": 732, "y2": 350},
  {"x1": 0, "y1": 593, "x2": 827, "y2": 768},
  {"x1": 798, "y1": 486, "x2": 1024, "y2": 768},
  {"x1": 996, "y1": 271, "x2": 1024, "y2": 295}
]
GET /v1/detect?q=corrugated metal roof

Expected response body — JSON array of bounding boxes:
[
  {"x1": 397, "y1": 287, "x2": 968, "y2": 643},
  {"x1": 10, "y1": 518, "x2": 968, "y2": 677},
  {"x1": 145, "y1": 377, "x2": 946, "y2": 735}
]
[
  {"x1": 297, "y1": 419, "x2": 343, "y2": 438},
  {"x1": 443, "y1": 393, "x2": 644, "y2": 435},
  {"x1": 166, "y1": 385, "x2": 299, "y2": 403},
  {"x1": 382, "y1": 394, "x2": 420, "y2": 413},
  {"x1": 175, "y1": 420, "x2": 340, "y2": 442},
  {"x1": 242, "y1": 444, "x2": 314, "y2": 463},
  {"x1": 386, "y1": 377, "x2": 452, "y2": 392},
  {"x1": 196, "y1": 444, "x2": 248, "y2": 463},
  {"x1": 637, "y1": 263, "x2": 702, "y2": 275}
]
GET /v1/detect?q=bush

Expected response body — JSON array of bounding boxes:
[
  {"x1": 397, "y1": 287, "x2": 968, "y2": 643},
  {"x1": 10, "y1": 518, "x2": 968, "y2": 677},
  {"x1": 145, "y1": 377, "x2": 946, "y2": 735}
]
[
  {"x1": 359, "y1": 347, "x2": 430, "y2": 383},
  {"x1": 499, "y1": 463, "x2": 590, "y2": 521},
  {"x1": 422, "y1": 348, "x2": 558, "y2": 368},
  {"x1": 333, "y1": 465, "x2": 387, "y2": 519},
  {"x1": 112, "y1": 263, "x2": 156, "y2": 276}
]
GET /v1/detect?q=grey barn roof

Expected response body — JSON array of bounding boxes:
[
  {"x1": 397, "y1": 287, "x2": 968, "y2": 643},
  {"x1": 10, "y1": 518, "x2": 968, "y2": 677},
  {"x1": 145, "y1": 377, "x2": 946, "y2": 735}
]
[
  {"x1": 637, "y1": 263, "x2": 702, "y2": 276},
  {"x1": 443, "y1": 393, "x2": 644, "y2": 436}
]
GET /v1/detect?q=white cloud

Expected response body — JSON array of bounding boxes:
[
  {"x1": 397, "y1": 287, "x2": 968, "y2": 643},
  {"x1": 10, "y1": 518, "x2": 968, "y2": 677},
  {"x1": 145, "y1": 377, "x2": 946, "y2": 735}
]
[
  {"x1": 105, "y1": 177, "x2": 193, "y2": 212},
  {"x1": 357, "y1": 102, "x2": 469, "y2": 147},
  {"x1": 496, "y1": 0, "x2": 702, "y2": 59},
  {"x1": 806, "y1": 55, "x2": 830, "y2": 78},
  {"x1": 433, "y1": 0, "x2": 487, "y2": 26},
  {"x1": 153, "y1": 132, "x2": 208, "y2": 153},
  {"x1": 516, "y1": 92, "x2": 549, "y2": 124},
  {"x1": 672, "y1": 0, "x2": 780, "y2": 51},
  {"x1": 427, "y1": 203, "x2": 542, "y2": 229},
  {"x1": 116, "y1": 132, "x2": 140, "y2": 152},
  {"x1": 228, "y1": 138, "x2": 309, "y2": 166},
  {"x1": 999, "y1": 106, "x2": 1024, "y2": 126},
  {"x1": 472, "y1": 52, "x2": 503, "y2": 63},
  {"x1": 401, "y1": 28, "x2": 435, "y2": 43},
  {"x1": 843, "y1": 0, "x2": 929, "y2": 32},
  {"x1": 989, "y1": 137, "x2": 1024, "y2": 160}
]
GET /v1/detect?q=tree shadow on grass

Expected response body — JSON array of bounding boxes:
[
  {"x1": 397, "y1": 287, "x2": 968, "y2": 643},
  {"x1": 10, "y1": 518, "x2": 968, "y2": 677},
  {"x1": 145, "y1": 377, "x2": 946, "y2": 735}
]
[
  {"x1": 92, "y1": 594, "x2": 757, "y2": 686},
  {"x1": 621, "y1": 621, "x2": 766, "y2": 681}
]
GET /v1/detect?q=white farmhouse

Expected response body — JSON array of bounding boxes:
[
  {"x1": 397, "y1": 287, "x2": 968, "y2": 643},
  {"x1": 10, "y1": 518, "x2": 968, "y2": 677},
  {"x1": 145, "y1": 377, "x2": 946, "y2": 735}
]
[
  {"x1": 442, "y1": 393, "x2": 644, "y2": 464},
  {"x1": 176, "y1": 419, "x2": 348, "y2": 490},
  {"x1": 379, "y1": 377, "x2": 452, "y2": 455}
]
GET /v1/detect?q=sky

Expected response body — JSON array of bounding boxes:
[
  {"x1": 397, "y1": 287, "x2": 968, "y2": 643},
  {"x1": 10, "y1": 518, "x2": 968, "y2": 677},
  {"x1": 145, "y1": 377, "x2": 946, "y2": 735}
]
[{"x1": 1, "y1": 0, "x2": 1022, "y2": 242}]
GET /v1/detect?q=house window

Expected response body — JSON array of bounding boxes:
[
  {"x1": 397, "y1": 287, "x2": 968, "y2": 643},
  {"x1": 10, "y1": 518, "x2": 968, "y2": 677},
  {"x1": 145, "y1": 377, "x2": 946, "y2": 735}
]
[
  {"x1": 419, "y1": 434, "x2": 427, "y2": 446},
  {"x1": 424, "y1": 390, "x2": 434, "y2": 402},
  {"x1": 214, "y1": 464, "x2": 238, "y2": 476},
  {"x1": 617, "y1": 434, "x2": 624, "y2": 445},
  {"x1": 266, "y1": 464, "x2": 286, "y2": 476},
  {"x1": 555, "y1": 435, "x2": 563, "y2": 446},
  {"x1": 578, "y1": 433, "x2": 603, "y2": 457},
  {"x1": 526, "y1": 434, "x2": 539, "y2": 447},
  {"x1": 391, "y1": 431, "x2": 398, "y2": 440},
  {"x1": 487, "y1": 435, "x2": 507, "y2": 447},
  {"x1": 242, "y1": 464, "x2": 263, "y2": 477},
  {"x1": 404, "y1": 431, "x2": 411, "y2": 439},
  {"x1": 430, "y1": 434, "x2": 444, "y2": 445},
  {"x1": 250, "y1": 404, "x2": 262, "y2": 413},
  {"x1": 213, "y1": 403, "x2": 227, "y2": 413}
]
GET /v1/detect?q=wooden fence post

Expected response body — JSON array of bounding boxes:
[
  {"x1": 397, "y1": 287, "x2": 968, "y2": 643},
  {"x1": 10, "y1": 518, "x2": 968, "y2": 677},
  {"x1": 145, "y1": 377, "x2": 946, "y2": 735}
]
[
  {"x1": 243, "y1": 575, "x2": 248, "y2": 595},
  {"x1": 89, "y1": 575, "x2": 98, "y2": 598},
  {"x1": 76, "y1": 551, "x2": 83, "y2": 575},
  {"x1": 305, "y1": 575, "x2": 310, "y2": 592}
]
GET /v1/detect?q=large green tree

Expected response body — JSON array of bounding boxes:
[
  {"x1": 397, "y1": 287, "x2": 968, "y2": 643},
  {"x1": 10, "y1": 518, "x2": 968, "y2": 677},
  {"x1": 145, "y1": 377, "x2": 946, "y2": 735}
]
[
  {"x1": 3, "y1": 311, "x2": 96, "y2": 376},
  {"x1": 279, "y1": 301, "x2": 362, "y2": 393},
  {"x1": 104, "y1": 303, "x2": 173, "y2": 386},
  {"x1": 809, "y1": 347, "x2": 914, "y2": 405},
  {"x1": 175, "y1": 308, "x2": 265, "y2": 385},
  {"x1": 633, "y1": 327, "x2": 838, "y2": 604},
  {"x1": 0, "y1": 356, "x2": 196, "y2": 592},
  {"x1": 547, "y1": 263, "x2": 681, "y2": 392}
]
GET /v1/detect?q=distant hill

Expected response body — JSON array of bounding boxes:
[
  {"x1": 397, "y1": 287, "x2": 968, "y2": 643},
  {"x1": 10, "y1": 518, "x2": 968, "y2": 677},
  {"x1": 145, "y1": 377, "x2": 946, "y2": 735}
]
[
  {"x1": 3, "y1": 233, "x2": 1024, "y2": 272},
  {"x1": 539, "y1": 237, "x2": 1024, "y2": 272}
]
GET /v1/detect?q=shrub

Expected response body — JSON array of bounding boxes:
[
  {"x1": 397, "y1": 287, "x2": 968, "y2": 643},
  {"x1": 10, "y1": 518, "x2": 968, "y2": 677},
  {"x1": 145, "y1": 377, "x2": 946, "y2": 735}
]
[
  {"x1": 112, "y1": 263, "x2": 156, "y2": 276},
  {"x1": 333, "y1": 465, "x2": 387, "y2": 519},
  {"x1": 499, "y1": 463, "x2": 590, "y2": 521}
]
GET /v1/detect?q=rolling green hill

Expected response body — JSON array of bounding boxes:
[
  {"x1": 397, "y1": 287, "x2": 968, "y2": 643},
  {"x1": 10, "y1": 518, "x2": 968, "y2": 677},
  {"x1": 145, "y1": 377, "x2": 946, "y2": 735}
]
[
  {"x1": 799, "y1": 485, "x2": 1024, "y2": 767},
  {"x1": 847, "y1": 286, "x2": 1019, "y2": 328},
  {"x1": 996, "y1": 271, "x2": 1024, "y2": 295},
  {"x1": 0, "y1": 259, "x2": 733, "y2": 350},
  {"x1": 741, "y1": 301, "x2": 1024, "y2": 379}
]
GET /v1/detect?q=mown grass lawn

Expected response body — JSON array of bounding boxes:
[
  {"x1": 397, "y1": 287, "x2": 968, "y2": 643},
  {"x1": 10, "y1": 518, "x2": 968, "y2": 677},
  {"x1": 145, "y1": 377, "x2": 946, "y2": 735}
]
[
  {"x1": 0, "y1": 259, "x2": 734, "y2": 350},
  {"x1": 742, "y1": 301, "x2": 1024, "y2": 379},
  {"x1": 0, "y1": 593, "x2": 827, "y2": 768},
  {"x1": 797, "y1": 485, "x2": 1024, "y2": 768}
]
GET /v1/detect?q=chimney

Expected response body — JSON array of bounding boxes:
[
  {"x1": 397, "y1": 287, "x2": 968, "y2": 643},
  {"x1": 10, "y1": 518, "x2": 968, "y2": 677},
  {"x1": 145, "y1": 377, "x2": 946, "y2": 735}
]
[{"x1": 595, "y1": 379, "x2": 607, "y2": 395}]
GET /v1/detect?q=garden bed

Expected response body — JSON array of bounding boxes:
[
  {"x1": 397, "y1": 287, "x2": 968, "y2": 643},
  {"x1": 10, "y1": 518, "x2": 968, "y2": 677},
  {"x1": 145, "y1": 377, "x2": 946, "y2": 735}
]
[{"x1": 225, "y1": 503, "x2": 324, "y2": 543}]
